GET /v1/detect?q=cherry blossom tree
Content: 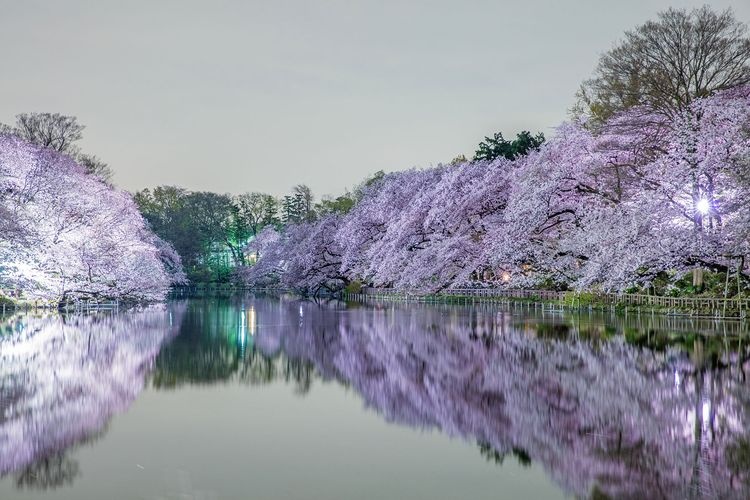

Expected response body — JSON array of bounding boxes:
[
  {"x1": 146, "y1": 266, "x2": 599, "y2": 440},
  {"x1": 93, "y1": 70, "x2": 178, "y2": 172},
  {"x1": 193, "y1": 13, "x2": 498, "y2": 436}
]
[
  {"x1": 335, "y1": 168, "x2": 439, "y2": 286},
  {"x1": 0, "y1": 134, "x2": 184, "y2": 303},
  {"x1": 242, "y1": 85, "x2": 750, "y2": 294},
  {"x1": 240, "y1": 216, "x2": 347, "y2": 294}
]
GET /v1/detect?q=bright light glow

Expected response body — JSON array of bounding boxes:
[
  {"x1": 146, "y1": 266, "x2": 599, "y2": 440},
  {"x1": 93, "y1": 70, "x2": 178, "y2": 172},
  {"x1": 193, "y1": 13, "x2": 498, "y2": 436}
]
[
  {"x1": 248, "y1": 306, "x2": 256, "y2": 336},
  {"x1": 239, "y1": 307, "x2": 246, "y2": 345},
  {"x1": 702, "y1": 401, "x2": 711, "y2": 427},
  {"x1": 696, "y1": 198, "x2": 710, "y2": 215}
]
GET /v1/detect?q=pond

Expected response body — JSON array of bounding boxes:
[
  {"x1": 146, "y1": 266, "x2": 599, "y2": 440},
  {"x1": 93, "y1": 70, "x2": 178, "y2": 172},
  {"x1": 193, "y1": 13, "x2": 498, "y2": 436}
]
[{"x1": 1, "y1": 294, "x2": 750, "y2": 499}]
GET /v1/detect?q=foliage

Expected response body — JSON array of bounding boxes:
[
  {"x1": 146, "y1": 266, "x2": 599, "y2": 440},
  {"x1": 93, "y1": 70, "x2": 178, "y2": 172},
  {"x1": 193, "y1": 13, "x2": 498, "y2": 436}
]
[
  {"x1": 316, "y1": 193, "x2": 356, "y2": 216},
  {"x1": 1, "y1": 113, "x2": 113, "y2": 183},
  {"x1": 344, "y1": 280, "x2": 363, "y2": 294},
  {"x1": 240, "y1": 216, "x2": 348, "y2": 295},
  {"x1": 473, "y1": 130, "x2": 545, "y2": 161},
  {"x1": 282, "y1": 184, "x2": 316, "y2": 224},
  {"x1": 135, "y1": 172, "x2": 386, "y2": 285},
  {"x1": 0, "y1": 135, "x2": 183, "y2": 302},
  {"x1": 135, "y1": 188, "x2": 279, "y2": 282},
  {"x1": 243, "y1": 85, "x2": 750, "y2": 295},
  {"x1": 576, "y1": 6, "x2": 750, "y2": 125}
]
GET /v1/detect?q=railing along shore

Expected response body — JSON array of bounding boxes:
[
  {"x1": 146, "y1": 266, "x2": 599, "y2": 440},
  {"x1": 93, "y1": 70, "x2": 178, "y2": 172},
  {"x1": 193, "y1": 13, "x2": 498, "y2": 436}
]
[{"x1": 349, "y1": 287, "x2": 749, "y2": 320}]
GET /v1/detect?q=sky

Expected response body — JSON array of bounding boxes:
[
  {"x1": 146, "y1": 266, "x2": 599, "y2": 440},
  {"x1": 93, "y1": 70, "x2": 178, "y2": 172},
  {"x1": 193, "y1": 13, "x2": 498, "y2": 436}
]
[{"x1": 1, "y1": 0, "x2": 749, "y2": 198}]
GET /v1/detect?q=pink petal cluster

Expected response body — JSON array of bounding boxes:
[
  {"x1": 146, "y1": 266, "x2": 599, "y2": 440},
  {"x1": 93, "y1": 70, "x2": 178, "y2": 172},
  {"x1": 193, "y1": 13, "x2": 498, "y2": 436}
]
[
  {"x1": 0, "y1": 135, "x2": 186, "y2": 302},
  {"x1": 244, "y1": 87, "x2": 750, "y2": 293}
]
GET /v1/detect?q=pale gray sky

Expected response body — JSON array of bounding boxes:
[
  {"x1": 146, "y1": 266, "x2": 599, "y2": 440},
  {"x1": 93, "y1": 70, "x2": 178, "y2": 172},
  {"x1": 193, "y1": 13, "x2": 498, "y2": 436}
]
[{"x1": 2, "y1": 0, "x2": 749, "y2": 197}]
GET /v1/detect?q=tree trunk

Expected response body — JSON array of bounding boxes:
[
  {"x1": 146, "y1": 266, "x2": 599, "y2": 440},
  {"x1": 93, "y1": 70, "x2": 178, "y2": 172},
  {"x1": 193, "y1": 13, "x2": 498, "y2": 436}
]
[{"x1": 693, "y1": 268, "x2": 704, "y2": 293}]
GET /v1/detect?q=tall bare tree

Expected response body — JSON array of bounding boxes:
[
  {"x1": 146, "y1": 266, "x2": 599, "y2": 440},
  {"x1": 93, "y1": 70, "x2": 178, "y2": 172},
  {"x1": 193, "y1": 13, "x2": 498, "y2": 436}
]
[
  {"x1": 5, "y1": 113, "x2": 85, "y2": 155},
  {"x1": 77, "y1": 154, "x2": 113, "y2": 183},
  {"x1": 1, "y1": 113, "x2": 118, "y2": 184},
  {"x1": 576, "y1": 6, "x2": 750, "y2": 124}
]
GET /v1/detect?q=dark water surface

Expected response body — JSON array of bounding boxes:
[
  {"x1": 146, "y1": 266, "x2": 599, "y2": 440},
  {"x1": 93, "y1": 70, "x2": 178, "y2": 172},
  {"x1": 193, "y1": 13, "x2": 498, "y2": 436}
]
[{"x1": 2, "y1": 295, "x2": 750, "y2": 499}]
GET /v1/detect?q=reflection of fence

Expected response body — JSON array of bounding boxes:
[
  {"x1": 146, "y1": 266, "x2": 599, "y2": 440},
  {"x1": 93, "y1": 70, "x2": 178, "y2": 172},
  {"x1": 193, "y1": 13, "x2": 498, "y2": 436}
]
[
  {"x1": 1, "y1": 300, "x2": 120, "y2": 314},
  {"x1": 355, "y1": 287, "x2": 749, "y2": 319},
  {"x1": 65, "y1": 300, "x2": 120, "y2": 313}
]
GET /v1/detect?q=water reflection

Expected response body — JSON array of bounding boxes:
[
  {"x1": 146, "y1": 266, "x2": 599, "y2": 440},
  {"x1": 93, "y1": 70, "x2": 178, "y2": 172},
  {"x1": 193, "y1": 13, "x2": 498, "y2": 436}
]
[
  {"x1": 145, "y1": 296, "x2": 750, "y2": 498},
  {"x1": 148, "y1": 298, "x2": 315, "y2": 393},
  {"x1": 0, "y1": 307, "x2": 183, "y2": 488},
  {"x1": 3, "y1": 296, "x2": 750, "y2": 498}
]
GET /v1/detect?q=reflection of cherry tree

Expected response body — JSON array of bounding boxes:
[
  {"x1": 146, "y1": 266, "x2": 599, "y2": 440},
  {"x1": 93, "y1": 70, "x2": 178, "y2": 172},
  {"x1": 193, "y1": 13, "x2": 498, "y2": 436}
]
[
  {"x1": 7, "y1": 296, "x2": 746, "y2": 497},
  {"x1": 13, "y1": 450, "x2": 81, "y2": 490},
  {"x1": 253, "y1": 300, "x2": 750, "y2": 498},
  {"x1": 0, "y1": 307, "x2": 183, "y2": 482}
]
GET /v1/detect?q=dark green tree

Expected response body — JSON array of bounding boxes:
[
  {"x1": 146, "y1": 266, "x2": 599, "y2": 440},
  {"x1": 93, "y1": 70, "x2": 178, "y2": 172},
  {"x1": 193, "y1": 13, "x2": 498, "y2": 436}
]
[
  {"x1": 316, "y1": 194, "x2": 355, "y2": 216},
  {"x1": 281, "y1": 195, "x2": 299, "y2": 225},
  {"x1": 135, "y1": 187, "x2": 240, "y2": 282},
  {"x1": 473, "y1": 130, "x2": 545, "y2": 161},
  {"x1": 184, "y1": 192, "x2": 239, "y2": 276},
  {"x1": 134, "y1": 186, "x2": 200, "y2": 269},
  {"x1": 234, "y1": 192, "x2": 280, "y2": 236},
  {"x1": 293, "y1": 184, "x2": 316, "y2": 222}
]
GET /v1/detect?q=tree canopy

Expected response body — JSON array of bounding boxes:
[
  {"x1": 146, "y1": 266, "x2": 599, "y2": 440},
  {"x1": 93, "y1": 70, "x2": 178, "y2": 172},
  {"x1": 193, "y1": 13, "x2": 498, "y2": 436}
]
[
  {"x1": 243, "y1": 85, "x2": 750, "y2": 295},
  {"x1": 473, "y1": 131, "x2": 545, "y2": 161},
  {"x1": 0, "y1": 135, "x2": 182, "y2": 302},
  {"x1": 576, "y1": 6, "x2": 750, "y2": 124},
  {"x1": 1, "y1": 113, "x2": 113, "y2": 183}
]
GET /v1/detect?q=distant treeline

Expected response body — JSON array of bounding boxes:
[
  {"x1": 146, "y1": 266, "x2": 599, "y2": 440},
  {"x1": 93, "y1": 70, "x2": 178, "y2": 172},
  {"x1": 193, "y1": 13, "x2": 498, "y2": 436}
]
[
  {"x1": 133, "y1": 128, "x2": 542, "y2": 283},
  {"x1": 133, "y1": 181, "x2": 377, "y2": 283}
]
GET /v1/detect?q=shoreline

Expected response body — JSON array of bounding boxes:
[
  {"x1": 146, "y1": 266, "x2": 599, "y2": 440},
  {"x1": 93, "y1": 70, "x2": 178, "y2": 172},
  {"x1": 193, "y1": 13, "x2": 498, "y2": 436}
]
[{"x1": 345, "y1": 290, "x2": 750, "y2": 321}]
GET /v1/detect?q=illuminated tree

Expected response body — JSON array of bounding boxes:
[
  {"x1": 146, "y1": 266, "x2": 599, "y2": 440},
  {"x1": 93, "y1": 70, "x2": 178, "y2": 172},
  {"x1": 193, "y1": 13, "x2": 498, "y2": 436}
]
[
  {"x1": 0, "y1": 134, "x2": 183, "y2": 302},
  {"x1": 243, "y1": 85, "x2": 750, "y2": 293}
]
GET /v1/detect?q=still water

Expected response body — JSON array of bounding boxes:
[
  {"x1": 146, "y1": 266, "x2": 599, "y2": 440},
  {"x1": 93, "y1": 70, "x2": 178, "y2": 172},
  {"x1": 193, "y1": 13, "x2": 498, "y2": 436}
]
[{"x1": 1, "y1": 295, "x2": 750, "y2": 499}]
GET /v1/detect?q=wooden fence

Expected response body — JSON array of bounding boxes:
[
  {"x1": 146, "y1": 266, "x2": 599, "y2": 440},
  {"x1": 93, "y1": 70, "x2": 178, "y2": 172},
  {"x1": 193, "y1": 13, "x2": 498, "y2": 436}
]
[{"x1": 355, "y1": 287, "x2": 749, "y2": 319}]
